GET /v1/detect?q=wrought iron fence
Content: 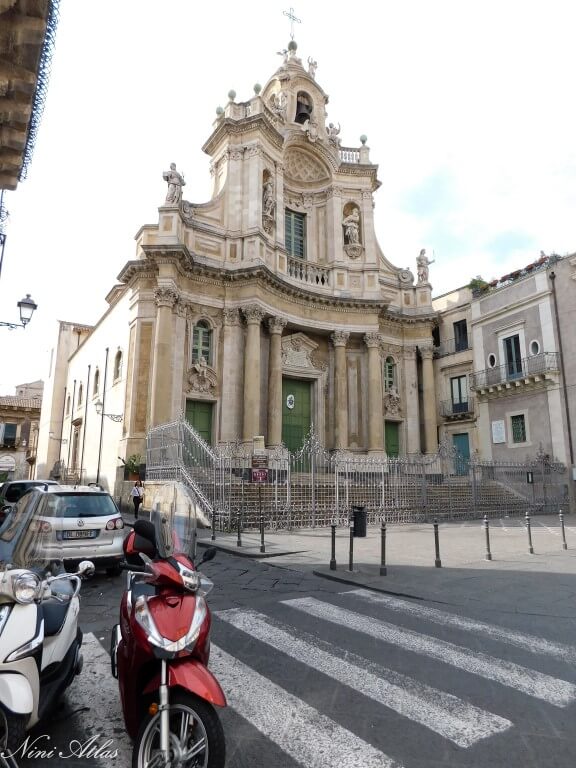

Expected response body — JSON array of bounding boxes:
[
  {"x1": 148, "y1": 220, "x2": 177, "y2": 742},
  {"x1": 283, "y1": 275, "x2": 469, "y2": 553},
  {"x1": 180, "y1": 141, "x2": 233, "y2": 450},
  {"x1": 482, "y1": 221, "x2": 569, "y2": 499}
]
[{"x1": 146, "y1": 419, "x2": 570, "y2": 532}]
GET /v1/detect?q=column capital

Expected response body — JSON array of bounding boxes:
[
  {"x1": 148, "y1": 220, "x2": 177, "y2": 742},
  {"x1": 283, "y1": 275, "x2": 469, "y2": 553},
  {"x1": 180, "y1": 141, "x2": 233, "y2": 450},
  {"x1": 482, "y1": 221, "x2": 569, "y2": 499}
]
[
  {"x1": 420, "y1": 346, "x2": 435, "y2": 361},
  {"x1": 223, "y1": 307, "x2": 241, "y2": 326},
  {"x1": 331, "y1": 330, "x2": 350, "y2": 347},
  {"x1": 241, "y1": 304, "x2": 266, "y2": 325},
  {"x1": 154, "y1": 285, "x2": 179, "y2": 308},
  {"x1": 363, "y1": 332, "x2": 382, "y2": 349},
  {"x1": 402, "y1": 345, "x2": 418, "y2": 361},
  {"x1": 268, "y1": 316, "x2": 287, "y2": 334}
]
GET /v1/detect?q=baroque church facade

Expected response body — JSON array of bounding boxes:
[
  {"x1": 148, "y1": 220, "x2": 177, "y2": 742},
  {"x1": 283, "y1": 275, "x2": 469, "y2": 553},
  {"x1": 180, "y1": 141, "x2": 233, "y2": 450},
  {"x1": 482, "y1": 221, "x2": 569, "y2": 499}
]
[{"x1": 37, "y1": 42, "x2": 441, "y2": 491}]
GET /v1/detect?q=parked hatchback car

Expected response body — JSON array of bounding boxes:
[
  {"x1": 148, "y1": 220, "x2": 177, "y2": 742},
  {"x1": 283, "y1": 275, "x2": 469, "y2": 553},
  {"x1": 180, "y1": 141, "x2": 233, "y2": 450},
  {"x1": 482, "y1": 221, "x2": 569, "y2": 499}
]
[
  {"x1": 0, "y1": 479, "x2": 59, "y2": 523},
  {"x1": 0, "y1": 485, "x2": 126, "y2": 575}
]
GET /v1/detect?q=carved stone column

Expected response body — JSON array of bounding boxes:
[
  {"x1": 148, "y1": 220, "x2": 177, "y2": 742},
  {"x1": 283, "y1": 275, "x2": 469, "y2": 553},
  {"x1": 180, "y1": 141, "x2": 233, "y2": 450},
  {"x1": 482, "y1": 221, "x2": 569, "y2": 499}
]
[
  {"x1": 421, "y1": 346, "x2": 438, "y2": 453},
  {"x1": 403, "y1": 346, "x2": 420, "y2": 454},
  {"x1": 150, "y1": 285, "x2": 179, "y2": 428},
  {"x1": 364, "y1": 333, "x2": 384, "y2": 453},
  {"x1": 267, "y1": 316, "x2": 287, "y2": 446},
  {"x1": 331, "y1": 331, "x2": 350, "y2": 449},
  {"x1": 241, "y1": 304, "x2": 266, "y2": 441},
  {"x1": 221, "y1": 308, "x2": 241, "y2": 442}
]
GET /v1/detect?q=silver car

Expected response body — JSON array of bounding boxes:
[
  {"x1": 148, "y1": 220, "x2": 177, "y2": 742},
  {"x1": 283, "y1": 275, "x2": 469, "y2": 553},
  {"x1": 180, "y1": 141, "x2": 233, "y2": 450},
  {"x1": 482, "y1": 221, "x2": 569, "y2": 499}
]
[{"x1": 26, "y1": 485, "x2": 126, "y2": 576}]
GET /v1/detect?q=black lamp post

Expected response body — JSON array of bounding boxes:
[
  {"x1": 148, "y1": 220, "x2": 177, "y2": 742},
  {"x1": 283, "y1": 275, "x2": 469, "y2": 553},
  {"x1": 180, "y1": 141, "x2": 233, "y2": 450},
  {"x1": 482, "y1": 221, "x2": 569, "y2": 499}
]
[{"x1": 0, "y1": 293, "x2": 38, "y2": 329}]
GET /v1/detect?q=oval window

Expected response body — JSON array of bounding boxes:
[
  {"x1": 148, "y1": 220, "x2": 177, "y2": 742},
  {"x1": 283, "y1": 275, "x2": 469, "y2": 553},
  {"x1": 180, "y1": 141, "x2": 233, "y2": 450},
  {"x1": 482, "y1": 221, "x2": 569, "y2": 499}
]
[
  {"x1": 530, "y1": 340, "x2": 540, "y2": 356},
  {"x1": 488, "y1": 354, "x2": 496, "y2": 368}
]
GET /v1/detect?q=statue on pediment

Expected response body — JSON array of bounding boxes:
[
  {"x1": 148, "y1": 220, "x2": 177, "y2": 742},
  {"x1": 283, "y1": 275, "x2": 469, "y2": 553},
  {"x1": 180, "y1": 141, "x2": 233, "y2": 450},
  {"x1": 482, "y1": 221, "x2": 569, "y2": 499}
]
[{"x1": 163, "y1": 163, "x2": 185, "y2": 206}]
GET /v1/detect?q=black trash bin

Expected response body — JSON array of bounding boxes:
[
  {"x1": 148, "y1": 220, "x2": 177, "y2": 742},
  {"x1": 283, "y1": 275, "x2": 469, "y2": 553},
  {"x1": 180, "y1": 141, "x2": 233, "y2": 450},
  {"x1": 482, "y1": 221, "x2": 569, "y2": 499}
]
[{"x1": 351, "y1": 505, "x2": 367, "y2": 537}]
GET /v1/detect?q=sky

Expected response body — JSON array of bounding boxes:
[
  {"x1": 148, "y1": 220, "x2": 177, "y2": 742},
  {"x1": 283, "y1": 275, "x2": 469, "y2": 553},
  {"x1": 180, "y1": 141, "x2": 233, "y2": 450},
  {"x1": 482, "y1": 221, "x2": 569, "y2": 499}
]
[{"x1": 1, "y1": 0, "x2": 575, "y2": 394}]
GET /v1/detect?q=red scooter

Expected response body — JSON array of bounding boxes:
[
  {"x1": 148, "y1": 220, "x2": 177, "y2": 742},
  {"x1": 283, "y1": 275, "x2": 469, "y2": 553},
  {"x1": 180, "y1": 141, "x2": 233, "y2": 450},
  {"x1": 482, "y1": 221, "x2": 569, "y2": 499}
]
[{"x1": 111, "y1": 509, "x2": 226, "y2": 768}]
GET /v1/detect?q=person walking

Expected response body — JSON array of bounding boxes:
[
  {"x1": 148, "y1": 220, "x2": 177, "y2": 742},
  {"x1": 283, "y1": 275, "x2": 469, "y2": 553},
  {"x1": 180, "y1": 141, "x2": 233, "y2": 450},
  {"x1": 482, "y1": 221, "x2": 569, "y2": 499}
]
[{"x1": 131, "y1": 480, "x2": 144, "y2": 519}]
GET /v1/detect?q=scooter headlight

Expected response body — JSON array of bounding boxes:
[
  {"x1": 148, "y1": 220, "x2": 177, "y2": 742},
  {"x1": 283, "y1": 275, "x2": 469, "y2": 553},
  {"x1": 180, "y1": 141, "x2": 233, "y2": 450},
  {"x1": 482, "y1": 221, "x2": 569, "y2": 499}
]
[
  {"x1": 134, "y1": 595, "x2": 207, "y2": 654},
  {"x1": 12, "y1": 573, "x2": 42, "y2": 604}
]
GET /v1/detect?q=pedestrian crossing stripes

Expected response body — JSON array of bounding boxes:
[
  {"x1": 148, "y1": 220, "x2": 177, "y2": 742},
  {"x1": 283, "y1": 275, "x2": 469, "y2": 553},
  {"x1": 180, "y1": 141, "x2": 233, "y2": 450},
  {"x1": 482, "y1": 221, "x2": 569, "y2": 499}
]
[
  {"x1": 209, "y1": 645, "x2": 402, "y2": 768},
  {"x1": 69, "y1": 587, "x2": 576, "y2": 768},
  {"x1": 347, "y1": 588, "x2": 576, "y2": 664},
  {"x1": 281, "y1": 597, "x2": 576, "y2": 707},
  {"x1": 216, "y1": 607, "x2": 512, "y2": 747}
]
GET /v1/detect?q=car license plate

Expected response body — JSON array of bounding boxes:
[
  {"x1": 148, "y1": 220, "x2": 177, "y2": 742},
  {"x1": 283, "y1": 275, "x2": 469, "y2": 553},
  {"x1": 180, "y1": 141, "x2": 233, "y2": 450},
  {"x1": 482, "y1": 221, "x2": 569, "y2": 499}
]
[{"x1": 63, "y1": 530, "x2": 96, "y2": 539}]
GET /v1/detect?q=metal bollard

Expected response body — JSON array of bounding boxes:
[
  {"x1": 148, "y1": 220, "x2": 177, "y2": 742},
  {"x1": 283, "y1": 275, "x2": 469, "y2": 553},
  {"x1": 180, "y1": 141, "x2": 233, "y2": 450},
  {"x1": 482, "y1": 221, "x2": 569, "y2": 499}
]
[
  {"x1": 559, "y1": 510, "x2": 568, "y2": 550},
  {"x1": 484, "y1": 514, "x2": 492, "y2": 561},
  {"x1": 259, "y1": 514, "x2": 265, "y2": 554},
  {"x1": 380, "y1": 521, "x2": 387, "y2": 576},
  {"x1": 211, "y1": 511, "x2": 216, "y2": 541},
  {"x1": 236, "y1": 508, "x2": 242, "y2": 547},
  {"x1": 525, "y1": 512, "x2": 534, "y2": 554},
  {"x1": 348, "y1": 523, "x2": 354, "y2": 571},
  {"x1": 330, "y1": 524, "x2": 337, "y2": 570},
  {"x1": 433, "y1": 518, "x2": 442, "y2": 568}
]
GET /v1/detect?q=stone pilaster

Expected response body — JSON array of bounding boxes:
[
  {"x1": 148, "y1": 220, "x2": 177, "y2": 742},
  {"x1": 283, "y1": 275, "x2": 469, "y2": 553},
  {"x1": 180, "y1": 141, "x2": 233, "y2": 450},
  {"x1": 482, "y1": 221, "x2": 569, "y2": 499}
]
[
  {"x1": 241, "y1": 304, "x2": 266, "y2": 441},
  {"x1": 421, "y1": 346, "x2": 438, "y2": 453},
  {"x1": 267, "y1": 316, "x2": 287, "y2": 446},
  {"x1": 150, "y1": 285, "x2": 179, "y2": 427},
  {"x1": 331, "y1": 331, "x2": 350, "y2": 449},
  {"x1": 220, "y1": 308, "x2": 242, "y2": 442},
  {"x1": 364, "y1": 333, "x2": 384, "y2": 453},
  {"x1": 403, "y1": 346, "x2": 421, "y2": 454}
]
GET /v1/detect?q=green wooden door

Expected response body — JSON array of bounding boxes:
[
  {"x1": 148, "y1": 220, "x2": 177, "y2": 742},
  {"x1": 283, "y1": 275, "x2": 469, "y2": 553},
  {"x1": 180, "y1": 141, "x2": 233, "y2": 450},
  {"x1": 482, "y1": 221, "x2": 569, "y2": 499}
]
[
  {"x1": 185, "y1": 400, "x2": 213, "y2": 445},
  {"x1": 282, "y1": 379, "x2": 311, "y2": 452},
  {"x1": 452, "y1": 432, "x2": 470, "y2": 475},
  {"x1": 385, "y1": 421, "x2": 400, "y2": 457}
]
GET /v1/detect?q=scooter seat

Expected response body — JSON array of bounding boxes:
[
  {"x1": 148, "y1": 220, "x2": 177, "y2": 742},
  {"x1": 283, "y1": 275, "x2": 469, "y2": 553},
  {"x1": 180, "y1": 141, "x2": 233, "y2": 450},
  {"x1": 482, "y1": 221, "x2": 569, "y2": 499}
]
[{"x1": 42, "y1": 599, "x2": 70, "y2": 637}]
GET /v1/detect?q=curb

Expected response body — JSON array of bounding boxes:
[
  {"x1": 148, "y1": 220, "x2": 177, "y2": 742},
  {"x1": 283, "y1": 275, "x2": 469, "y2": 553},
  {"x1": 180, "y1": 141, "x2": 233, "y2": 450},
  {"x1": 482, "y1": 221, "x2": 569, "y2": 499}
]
[
  {"x1": 197, "y1": 539, "x2": 305, "y2": 560},
  {"x1": 311, "y1": 568, "x2": 431, "y2": 601}
]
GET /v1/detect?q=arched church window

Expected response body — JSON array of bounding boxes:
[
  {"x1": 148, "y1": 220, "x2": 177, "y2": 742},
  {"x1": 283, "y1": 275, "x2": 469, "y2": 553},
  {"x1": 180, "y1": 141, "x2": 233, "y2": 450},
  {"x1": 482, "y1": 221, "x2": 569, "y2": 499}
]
[
  {"x1": 114, "y1": 350, "x2": 123, "y2": 381},
  {"x1": 192, "y1": 321, "x2": 212, "y2": 364},
  {"x1": 285, "y1": 209, "x2": 306, "y2": 259},
  {"x1": 77, "y1": 384, "x2": 83, "y2": 407},
  {"x1": 294, "y1": 91, "x2": 313, "y2": 125},
  {"x1": 93, "y1": 369, "x2": 100, "y2": 397},
  {"x1": 385, "y1": 356, "x2": 397, "y2": 391}
]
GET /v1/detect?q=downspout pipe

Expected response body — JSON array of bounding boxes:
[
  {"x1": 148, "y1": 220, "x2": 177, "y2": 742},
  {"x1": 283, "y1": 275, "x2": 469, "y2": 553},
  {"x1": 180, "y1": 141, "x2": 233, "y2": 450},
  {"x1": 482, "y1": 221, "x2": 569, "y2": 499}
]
[{"x1": 549, "y1": 271, "x2": 574, "y2": 465}]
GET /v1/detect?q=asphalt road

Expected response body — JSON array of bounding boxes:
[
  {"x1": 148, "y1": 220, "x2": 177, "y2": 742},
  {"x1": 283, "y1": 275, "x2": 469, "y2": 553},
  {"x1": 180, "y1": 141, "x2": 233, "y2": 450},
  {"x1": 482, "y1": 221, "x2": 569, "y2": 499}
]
[{"x1": 16, "y1": 552, "x2": 576, "y2": 768}]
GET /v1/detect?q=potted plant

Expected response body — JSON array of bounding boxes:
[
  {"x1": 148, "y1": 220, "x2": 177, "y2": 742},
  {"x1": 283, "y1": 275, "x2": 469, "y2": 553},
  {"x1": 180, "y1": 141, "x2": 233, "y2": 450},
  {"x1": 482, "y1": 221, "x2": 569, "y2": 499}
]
[{"x1": 125, "y1": 454, "x2": 143, "y2": 480}]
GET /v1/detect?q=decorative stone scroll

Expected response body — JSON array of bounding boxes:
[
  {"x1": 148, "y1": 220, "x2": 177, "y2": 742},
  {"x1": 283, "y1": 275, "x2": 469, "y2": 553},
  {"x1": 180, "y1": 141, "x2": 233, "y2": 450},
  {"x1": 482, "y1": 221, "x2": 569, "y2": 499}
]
[
  {"x1": 187, "y1": 357, "x2": 218, "y2": 394},
  {"x1": 383, "y1": 388, "x2": 401, "y2": 415}
]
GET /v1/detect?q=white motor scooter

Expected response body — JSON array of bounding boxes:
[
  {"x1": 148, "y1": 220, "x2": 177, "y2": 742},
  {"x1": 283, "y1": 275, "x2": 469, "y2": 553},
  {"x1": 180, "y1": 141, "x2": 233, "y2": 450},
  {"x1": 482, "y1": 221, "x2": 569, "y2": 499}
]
[{"x1": 0, "y1": 498, "x2": 94, "y2": 754}]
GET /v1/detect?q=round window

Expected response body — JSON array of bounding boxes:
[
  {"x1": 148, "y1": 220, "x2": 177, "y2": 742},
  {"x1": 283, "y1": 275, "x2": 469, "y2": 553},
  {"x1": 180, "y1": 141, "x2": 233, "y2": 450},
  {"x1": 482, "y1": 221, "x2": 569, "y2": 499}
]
[
  {"x1": 488, "y1": 354, "x2": 496, "y2": 368},
  {"x1": 530, "y1": 340, "x2": 540, "y2": 356}
]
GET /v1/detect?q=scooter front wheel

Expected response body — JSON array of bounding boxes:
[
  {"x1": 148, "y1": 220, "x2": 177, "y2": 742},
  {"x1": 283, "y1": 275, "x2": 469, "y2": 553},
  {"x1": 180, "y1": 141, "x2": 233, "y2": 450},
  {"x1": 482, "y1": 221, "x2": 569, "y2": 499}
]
[{"x1": 132, "y1": 691, "x2": 225, "y2": 768}]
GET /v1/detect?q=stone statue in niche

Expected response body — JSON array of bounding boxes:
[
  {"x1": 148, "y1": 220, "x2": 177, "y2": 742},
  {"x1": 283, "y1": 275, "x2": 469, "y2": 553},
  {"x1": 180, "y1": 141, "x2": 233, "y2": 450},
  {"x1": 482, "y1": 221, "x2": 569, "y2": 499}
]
[
  {"x1": 163, "y1": 163, "x2": 185, "y2": 206},
  {"x1": 416, "y1": 248, "x2": 434, "y2": 284},
  {"x1": 327, "y1": 122, "x2": 341, "y2": 148},
  {"x1": 262, "y1": 177, "x2": 275, "y2": 235},
  {"x1": 343, "y1": 208, "x2": 360, "y2": 245},
  {"x1": 307, "y1": 57, "x2": 318, "y2": 78}
]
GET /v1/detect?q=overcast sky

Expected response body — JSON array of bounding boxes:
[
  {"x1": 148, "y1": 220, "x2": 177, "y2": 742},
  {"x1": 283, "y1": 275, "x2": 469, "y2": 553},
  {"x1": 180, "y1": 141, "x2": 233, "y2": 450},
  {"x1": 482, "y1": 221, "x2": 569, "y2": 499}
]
[{"x1": 1, "y1": 0, "x2": 575, "y2": 395}]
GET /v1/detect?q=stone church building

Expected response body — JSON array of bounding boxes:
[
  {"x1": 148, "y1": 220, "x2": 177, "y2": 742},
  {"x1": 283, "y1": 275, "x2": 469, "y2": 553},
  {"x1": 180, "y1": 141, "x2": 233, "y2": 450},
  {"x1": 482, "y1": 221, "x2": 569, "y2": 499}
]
[{"x1": 37, "y1": 42, "x2": 441, "y2": 491}]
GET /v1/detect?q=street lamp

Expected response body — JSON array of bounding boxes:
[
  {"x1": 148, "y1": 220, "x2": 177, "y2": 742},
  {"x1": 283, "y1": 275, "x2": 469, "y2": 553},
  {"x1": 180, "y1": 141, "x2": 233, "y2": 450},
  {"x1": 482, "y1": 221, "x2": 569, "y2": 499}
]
[
  {"x1": 94, "y1": 399, "x2": 123, "y2": 423},
  {"x1": 0, "y1": 293, "x2": 38, "y2": 329}
]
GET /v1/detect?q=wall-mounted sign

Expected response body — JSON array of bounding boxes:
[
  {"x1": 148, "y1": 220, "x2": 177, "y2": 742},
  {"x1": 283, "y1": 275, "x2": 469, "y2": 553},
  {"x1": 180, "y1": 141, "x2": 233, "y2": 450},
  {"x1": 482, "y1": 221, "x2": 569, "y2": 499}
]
[
  {"x1": 251, "y1": 455, "x2": 269, "y2": 469},
  {"x1": 286, "y1": 394, "x2": 295, "y2": 410},
  {"x1": 491, "y1": 420, "x2": 506, "y2": 444}
]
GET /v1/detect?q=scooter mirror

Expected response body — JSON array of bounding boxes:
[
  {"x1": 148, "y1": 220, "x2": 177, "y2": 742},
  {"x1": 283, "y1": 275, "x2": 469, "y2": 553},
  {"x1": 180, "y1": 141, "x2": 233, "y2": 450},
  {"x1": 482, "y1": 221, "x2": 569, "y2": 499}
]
[
  {"x1": 197, "y1": 547, "x2": 217, "y2": 567},
  {"x1": 77, "y1": 560, "x2": 95, "y2": 578}
]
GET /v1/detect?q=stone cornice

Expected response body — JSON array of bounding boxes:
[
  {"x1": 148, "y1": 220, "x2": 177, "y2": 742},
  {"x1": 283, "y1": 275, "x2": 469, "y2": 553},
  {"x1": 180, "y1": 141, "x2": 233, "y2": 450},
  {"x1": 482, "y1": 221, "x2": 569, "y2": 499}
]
[{"x1": 202, "y1": 114, "x2": 285, "y2": 156}]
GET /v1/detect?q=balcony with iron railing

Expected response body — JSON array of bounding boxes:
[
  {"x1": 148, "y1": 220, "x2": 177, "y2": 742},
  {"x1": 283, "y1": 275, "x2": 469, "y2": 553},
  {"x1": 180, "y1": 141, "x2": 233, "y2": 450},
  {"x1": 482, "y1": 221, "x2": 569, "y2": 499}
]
[
  {"x1": 440, "y1": 398, "x2": 475, "y2": 419},
  {"x1": 470, "y1": 352, "x2": 560, "y2": 393},
  {"x1": 434, "y1": 337, "x2": 472, "y2": 358}
]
